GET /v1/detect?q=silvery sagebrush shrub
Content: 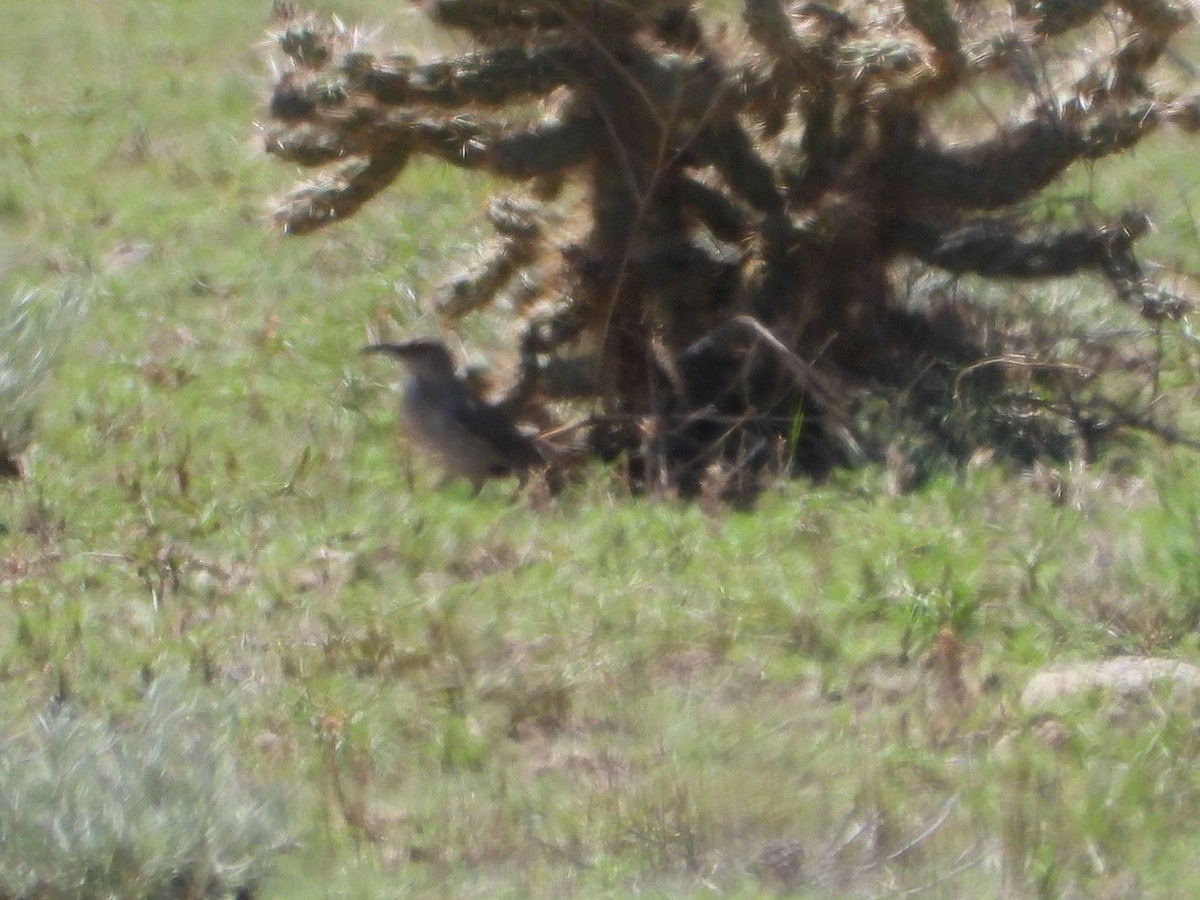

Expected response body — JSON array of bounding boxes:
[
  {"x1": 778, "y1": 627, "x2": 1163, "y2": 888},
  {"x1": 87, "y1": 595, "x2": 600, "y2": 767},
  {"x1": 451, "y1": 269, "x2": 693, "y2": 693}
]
[
  {"x1": 0, "y1": 675, "x2": 291, "y2": 899},
  {"x1": 0, "y1": 286, "x2": 87, "y2": 474}
]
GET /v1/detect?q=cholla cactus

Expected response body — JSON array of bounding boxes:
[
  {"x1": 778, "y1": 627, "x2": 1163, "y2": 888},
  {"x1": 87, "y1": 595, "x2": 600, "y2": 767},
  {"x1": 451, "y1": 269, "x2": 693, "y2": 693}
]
[
  {"x1": 0, "y1": 675, "x2": 290, "y2": 899},
  {"x1": 0, "y1": 286, "x2": 86, "y2": 478},
  {"x1": 261, "y1": 0, "x2": 1198, "y2": 490}
]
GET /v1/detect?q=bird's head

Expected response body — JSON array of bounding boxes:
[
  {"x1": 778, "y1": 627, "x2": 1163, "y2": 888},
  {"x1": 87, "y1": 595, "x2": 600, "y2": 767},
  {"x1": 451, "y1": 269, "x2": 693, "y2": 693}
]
[{"x1": 362, "y1": 338, "x2": 458, "y2": 382}]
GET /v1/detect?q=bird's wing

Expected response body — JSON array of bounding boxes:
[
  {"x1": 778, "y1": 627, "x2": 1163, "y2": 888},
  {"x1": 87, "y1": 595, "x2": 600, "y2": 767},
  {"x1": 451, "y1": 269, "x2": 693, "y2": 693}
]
[{"x1": 447, "y1": 393, "x2": 544, "y2": 468}]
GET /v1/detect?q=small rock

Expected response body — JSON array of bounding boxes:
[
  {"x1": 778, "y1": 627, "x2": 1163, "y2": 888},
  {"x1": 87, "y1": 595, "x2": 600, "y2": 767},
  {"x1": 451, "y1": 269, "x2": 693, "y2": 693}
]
[{"x1": 1020, "y1": 656, "x2": 1200, "y2": 711}]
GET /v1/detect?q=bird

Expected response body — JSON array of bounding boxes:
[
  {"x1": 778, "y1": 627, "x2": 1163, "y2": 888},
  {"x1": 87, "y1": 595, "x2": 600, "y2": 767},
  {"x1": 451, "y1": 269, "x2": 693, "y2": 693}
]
[{"x1": 362, "y1": 337, "x2": 545, "y2": 493}]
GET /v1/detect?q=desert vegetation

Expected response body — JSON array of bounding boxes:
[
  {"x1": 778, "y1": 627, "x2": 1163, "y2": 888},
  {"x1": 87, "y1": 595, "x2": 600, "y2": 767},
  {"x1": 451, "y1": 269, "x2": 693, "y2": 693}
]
[
  {"x1": 1, "y1": 1, "x2": 1200, "y2": 897},
  {"x1": 0, "y1": 676, "x2": 288, "y2": 899},
  {"x1": 263, "y1": 0, "x2": 1200, "y2": 495}
]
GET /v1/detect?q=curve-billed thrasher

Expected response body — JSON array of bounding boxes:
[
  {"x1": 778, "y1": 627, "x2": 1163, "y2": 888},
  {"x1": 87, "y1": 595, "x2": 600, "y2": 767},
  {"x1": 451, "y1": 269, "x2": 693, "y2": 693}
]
[{"x1": 363, "y1": 338, "x2": 544, "y2": 492}]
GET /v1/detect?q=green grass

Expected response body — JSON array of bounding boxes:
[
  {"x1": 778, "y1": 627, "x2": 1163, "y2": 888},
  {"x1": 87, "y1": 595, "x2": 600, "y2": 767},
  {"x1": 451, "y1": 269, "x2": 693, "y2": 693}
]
[{"x1": 5, "y1": 2, "x2": 1200, "y2": 897}]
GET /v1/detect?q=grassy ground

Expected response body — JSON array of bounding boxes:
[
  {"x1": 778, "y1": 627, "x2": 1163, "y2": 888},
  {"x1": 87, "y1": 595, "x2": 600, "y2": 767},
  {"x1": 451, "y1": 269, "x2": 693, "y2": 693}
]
[{"x1": 5, "y1": 2, "x2": 1200, "y2": 897}]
